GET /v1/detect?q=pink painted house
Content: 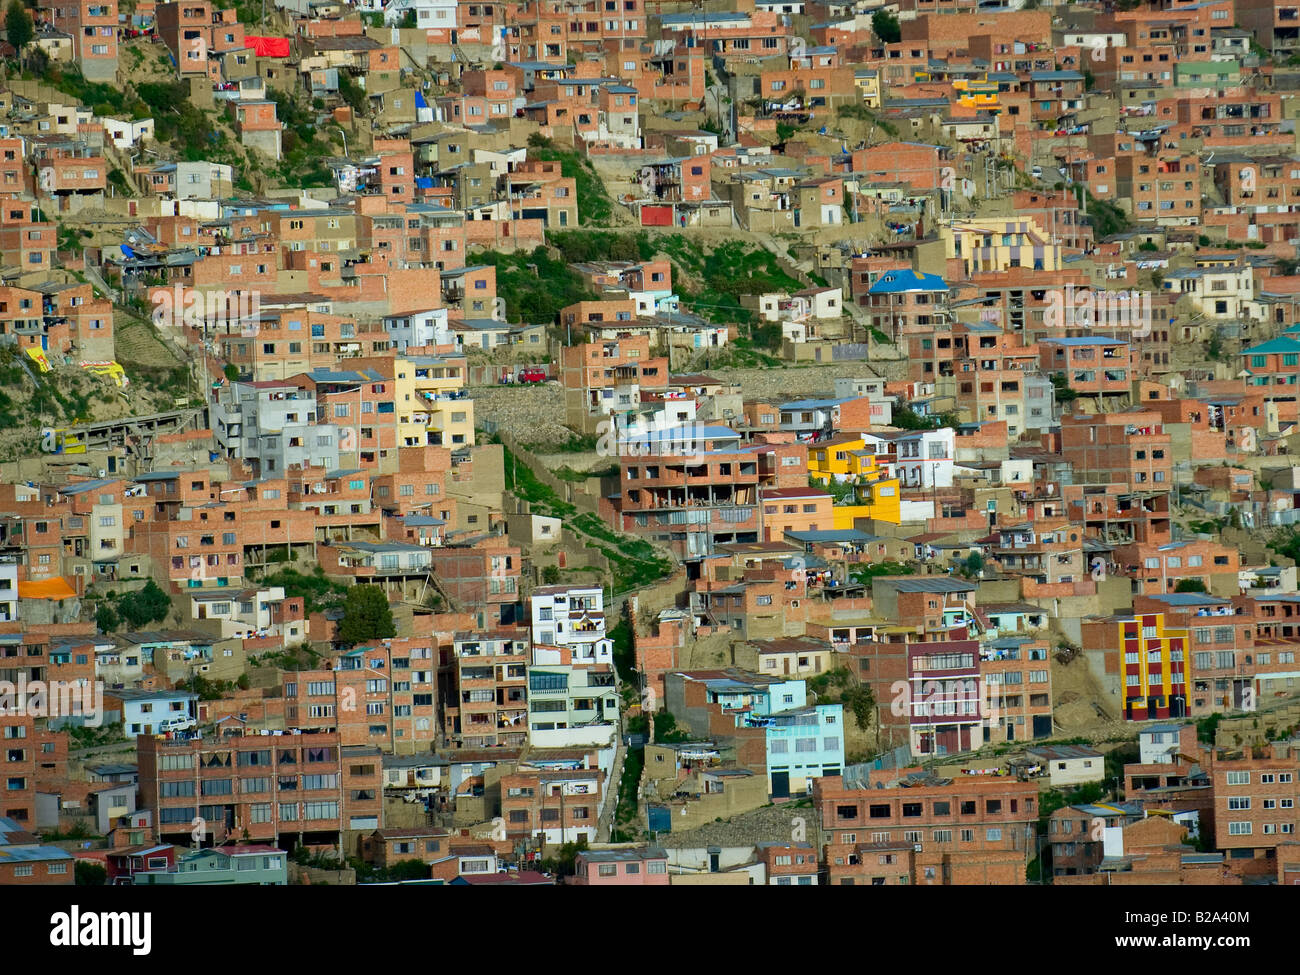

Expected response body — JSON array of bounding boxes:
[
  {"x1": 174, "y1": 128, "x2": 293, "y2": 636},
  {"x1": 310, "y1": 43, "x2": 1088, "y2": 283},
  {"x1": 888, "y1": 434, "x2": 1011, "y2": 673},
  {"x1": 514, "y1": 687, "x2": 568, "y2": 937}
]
[{"x1": 571, "y1": 846, "x2": 670, "y2": 885}]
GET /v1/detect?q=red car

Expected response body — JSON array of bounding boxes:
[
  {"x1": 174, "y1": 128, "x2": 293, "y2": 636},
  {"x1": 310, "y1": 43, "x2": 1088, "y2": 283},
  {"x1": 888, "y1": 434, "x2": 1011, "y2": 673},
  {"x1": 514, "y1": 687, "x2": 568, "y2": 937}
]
[{"x1": 516, "y1": 368, "x2": 547, "y2": 383}]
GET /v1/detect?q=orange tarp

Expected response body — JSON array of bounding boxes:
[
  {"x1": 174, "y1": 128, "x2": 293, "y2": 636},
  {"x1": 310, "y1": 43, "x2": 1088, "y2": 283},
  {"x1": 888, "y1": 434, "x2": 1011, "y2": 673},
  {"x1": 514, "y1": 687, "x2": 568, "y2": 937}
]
[{"x1": 18, "y1": 577, "x2": 78, "y2": 600}]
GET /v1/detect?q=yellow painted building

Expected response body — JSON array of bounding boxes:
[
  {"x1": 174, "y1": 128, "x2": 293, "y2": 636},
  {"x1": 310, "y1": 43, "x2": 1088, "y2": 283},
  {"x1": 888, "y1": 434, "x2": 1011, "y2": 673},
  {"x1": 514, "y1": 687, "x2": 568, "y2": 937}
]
[
  {"x1": 854, "y1": 69, "x2": 881, "y2": 107},
  {"x1": 953, "y1": 79, "x2": 999, "y2": 111},
  {"x1": 941, "y1": 217, "x2": 1062, "y2": 276},
  {"x1": 809, "y1": 435, "x2": 872, "y2": 483},
  {"x1": 1116, "y1": 612, "x2": 1189, "y2": 721},
  {"x1": 831, "y1": 475, "x2": 900, "y2": 528},
  {"x1": 810, "y1": 436, "x2": 901, "y2": 525},
  {"x1": 393, "y1": 353, "x2": 476, "y2": 450}
]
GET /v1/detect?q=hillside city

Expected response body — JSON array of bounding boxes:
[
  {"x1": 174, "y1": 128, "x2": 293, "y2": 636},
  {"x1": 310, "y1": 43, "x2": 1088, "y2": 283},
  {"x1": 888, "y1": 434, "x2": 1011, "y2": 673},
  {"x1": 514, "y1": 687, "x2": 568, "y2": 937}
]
[{"x1": 0, "y1": 0, "x2": 1297, "y2": 893}]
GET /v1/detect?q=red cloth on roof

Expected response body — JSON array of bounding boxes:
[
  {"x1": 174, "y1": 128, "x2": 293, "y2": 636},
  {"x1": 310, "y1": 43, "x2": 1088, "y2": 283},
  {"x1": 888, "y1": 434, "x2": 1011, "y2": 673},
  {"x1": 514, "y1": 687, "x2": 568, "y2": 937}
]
[{"x1": 244, "y1": 36, "x2": 290, "y2": 57}]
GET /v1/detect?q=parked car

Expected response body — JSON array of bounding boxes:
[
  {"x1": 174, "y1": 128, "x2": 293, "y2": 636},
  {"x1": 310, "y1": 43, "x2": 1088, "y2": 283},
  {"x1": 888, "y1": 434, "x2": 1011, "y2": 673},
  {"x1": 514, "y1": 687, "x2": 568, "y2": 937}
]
[{"x1": 516, "y1": 368, "x2": 547, "y2": 383}]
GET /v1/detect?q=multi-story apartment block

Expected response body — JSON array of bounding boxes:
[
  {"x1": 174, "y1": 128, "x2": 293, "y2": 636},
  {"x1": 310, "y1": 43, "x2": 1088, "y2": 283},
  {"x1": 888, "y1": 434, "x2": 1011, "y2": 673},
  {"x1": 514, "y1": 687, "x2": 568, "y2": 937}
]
[
  {"x1": 762, "y1": 703, "x2": 845, "y2": 797},
  {"x1": 1059, "y1": 412, "x2": 1173, "y2": 492},
  {"x1": 441, "y1": 630, "x2": 529, "y2": 750},
  {"x1": 611, "y1": 444, "x2": 762, "y2": 558},
  {"x1": 500, "y1": 762, "x2": 606, "y2": 847},
  {"x1": 212, "y1": 381, "x2": 341, "y2": 478},
  {"x1": 560, "y1": 335, "x2": 669, "y2": 434},
  {"x1": 49, "y1": 0, "x2": 118, "y2": 81},
  {"x1": 814, "y1": 766, "x2": 1039, "y2": 885},
  {"x1": 427, "y1": 535, "x2": 523, "y2": 629},
  {"x1": 1209, "y1": 742, "x2": 1300, "y2": 876},
  {"x1": 137, "y1": 730, "x2": 382, "y2": 847},
  {"x1": 1083, "y1": 612, "x2": 1189, "y2": 721},
  {"x1": 530, "y1": 585, "x2": 612, "y2": 666},
  {"x1": 0, "y1": 713, "x2": 37, "y2": 826},
  {"x1": 285, "y1": 638, "x2": 437, "y2": 754},
  {"x1": 526, "y1": 663, "x2": 619, "y2": 747}
]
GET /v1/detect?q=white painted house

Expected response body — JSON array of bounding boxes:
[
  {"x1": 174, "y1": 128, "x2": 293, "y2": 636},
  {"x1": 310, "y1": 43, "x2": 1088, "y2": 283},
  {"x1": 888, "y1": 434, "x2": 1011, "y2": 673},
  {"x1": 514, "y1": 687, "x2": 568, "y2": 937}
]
[{"x1": 530, "y1": 585, "x2": 612, "y2": 666}]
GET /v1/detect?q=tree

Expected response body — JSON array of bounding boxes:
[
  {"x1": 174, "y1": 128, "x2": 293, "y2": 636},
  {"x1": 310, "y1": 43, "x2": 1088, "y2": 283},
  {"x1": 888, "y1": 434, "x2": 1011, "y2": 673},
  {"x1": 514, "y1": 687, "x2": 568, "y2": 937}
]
[
  {"x1": 1174, "y1": 578, "x2": 1208, "y2": 593},
  {"x1": 542, "y1": 565, "x2": 561, "y2": 585},
  {"x1": 1050, "y1": 373, "x2": 1079, "y2": 404},
  {"x1": 5, "y1": 1, "x2": 34, "y2": 67},
  {"x1": 850, "y1": 561, "x2": 915, "y2": 586},
  {"x1": 337, "y1": 71, "x2": 368, "y2": 115},
  {"x1": 95, "y1": 603, "x2": 119, "y2": 634},
  {"x1": 116, "y1": 579, "x2": 171, "y2": 629},
  {"x1": 337, "y1": 584, "x2": 396, "y2": 645},
  {"x1": 539, "y1": 838, "x2": 588, "y2": 879},
  {"x1": 387, "y1": 859, "x2": 430, "y2": 881},
  {"x1": 841, "y1": 684, "x2": 875, "y2": 729},
  {"x1": 223, "y1": 363, "x2": 239, "y2": 382},
  {"x1": 891, "y1": 406, "x2": 936, "y2": 430},
  {"x1": 871, "y1": 9, "x2": 900, "y2": 44},
  {"x1": 1207, "y1": 331, "x2": 1223, "y2": 361},
  {"x1": 75, "y1": 860, "x2": 107, "y2": 886}
]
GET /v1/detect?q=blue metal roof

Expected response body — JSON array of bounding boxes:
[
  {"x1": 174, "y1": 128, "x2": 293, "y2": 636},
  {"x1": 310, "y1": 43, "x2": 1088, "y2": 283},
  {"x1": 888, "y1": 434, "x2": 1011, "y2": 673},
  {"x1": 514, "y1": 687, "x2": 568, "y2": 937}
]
[{"x1": 867, "y1": 269, "x2": 948, "y2": 294}]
